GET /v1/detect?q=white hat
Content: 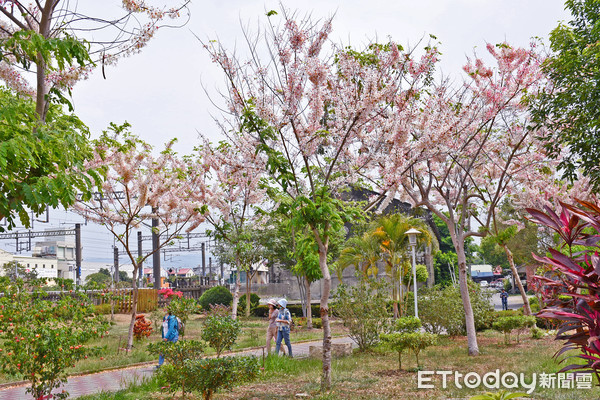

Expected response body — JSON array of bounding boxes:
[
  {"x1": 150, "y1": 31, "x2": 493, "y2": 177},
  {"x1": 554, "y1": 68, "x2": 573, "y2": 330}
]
[
  {"x1": 267, "y1": 298, "x2": 278, "y2": 306},
  {"x1": 277, "y1": 298, "x2": 287, "y2": 308}
]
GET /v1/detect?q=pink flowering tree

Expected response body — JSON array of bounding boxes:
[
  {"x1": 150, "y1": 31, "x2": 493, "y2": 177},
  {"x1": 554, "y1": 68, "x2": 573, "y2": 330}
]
[
  {"x1": 203, "y1": 9, "x2": 437, "y2": 390},
  {"x1": 377, "y1": 43, "x2": 552, "y2": 355},
  {"x1": 73, "y1": 123, "x2": 207, "y2": 350},
  {"x1": 0, "y1": 0, "x2": 189, "y2": 121},
  {"x1": 195, "y1": 130, "x2": 267, "y2": 319}
]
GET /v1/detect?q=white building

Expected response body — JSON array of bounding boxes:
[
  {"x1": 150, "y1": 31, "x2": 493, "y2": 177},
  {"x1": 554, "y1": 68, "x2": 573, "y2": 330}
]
[
  {"x1": 0, "y1": 249, "x2": 58, "y2": 280},
  {"x1": 32, "y1": 236, "x2": 76, "y2": 279}
]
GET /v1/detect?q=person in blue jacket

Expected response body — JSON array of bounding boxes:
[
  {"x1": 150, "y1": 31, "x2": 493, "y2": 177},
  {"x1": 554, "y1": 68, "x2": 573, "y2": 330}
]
[
  {"x1": 274, "y1": 298, "x2": 293, "y2": 357},
  {"x1": 157, "y1": 310, "x2": 179, "y2": 368}
]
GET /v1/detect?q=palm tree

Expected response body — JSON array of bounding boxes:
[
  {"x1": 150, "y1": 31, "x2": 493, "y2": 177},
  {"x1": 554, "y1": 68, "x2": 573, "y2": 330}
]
[
  {"x1": 337, "y1": 232, "x2": 381, "y2": 279},
  {"x1": 370, "y1": 214, "x2": 437, "y2": 318}
]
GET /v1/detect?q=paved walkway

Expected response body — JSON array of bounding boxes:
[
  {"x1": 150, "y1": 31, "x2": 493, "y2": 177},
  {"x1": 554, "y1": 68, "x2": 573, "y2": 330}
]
[{"x1": 0, "y1": 336, "x2": 355, "y2": 400}]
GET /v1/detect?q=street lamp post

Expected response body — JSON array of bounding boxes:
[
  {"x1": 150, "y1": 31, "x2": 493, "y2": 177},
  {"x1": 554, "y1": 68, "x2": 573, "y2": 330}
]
[{"x1": 406, "y1": 228, "x2": 421, "y2": 319}]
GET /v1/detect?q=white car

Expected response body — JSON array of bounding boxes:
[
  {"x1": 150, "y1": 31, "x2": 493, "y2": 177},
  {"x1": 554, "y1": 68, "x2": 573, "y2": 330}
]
[{"x1": 479, "y1": 281, "x2": 489, "y2": 288}]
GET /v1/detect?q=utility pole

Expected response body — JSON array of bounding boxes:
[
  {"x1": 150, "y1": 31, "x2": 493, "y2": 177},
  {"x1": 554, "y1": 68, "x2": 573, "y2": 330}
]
[
  {"x1": 201, "y1": 242, "x2": 206, "y2": 277},
  {"x1": 114, "y1": 246, "x2": 120, "y2": 283},
  {"x1": 75, "y1": 223, "x2": 81, "y2": 286}
]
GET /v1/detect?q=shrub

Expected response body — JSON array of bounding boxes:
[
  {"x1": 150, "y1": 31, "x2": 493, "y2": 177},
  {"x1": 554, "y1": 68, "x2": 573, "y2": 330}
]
[
  {"x1": 492, "y1": 315, "x2": 536, "y2": 344},
  {"x1": 253, "y1": 304, "x2": 270, "y2": 317},
  {"x1": 528, "y1": 297, "x2": 540, "y2": 313},
  {"x1": 237, "y1": 293, "x2": 260, "y2": 316},
  {"x1": 147, "y1": 339, "x2": 205, "y2": 397},
  {"x1": 199, "y1": 286, "x2": 233, "y2": 311},
  {"x1": 159, "y1": 356, "x2": 259, "y2": 400},
  {"x1": 312, "y1": 317, "x2": 322, "y2": 329},
  {"x1": 332, "y1": 278, "x2": 391, "y2": 351},
  {"x1": 201, "y1": 306, "x2": 241, "y2": 357},
  {"x1": 133, "y1": 314, "x2": 153, "y2": 340},
  {"x1": 380, "y1": 318, "x2": 437, "y2": 370},
  {"x1": 93, "y1": 303, "x2": 112, "y2": 315},
  {"x1": 0, "y1": 279, "x2": 108, "y2": 400},
  {"x1": 167, "y1": 296, "x2": 196, "y2": 337},
  {"x1": 395, "y1": 316, "x2": 421, "y2": 332},
  {"x1": 531, "y1": 326, "x2": 544, "y2": 339},
  {"x1": 415, "y1": 282, "x2": 493, "y2": 335},
  {"x1": 402, "y1": 264, "x2": 429, "y2": 285}
]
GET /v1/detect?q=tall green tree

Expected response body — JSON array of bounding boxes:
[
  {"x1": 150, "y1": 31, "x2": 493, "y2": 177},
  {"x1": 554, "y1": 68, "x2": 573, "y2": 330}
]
[
  {"x1": 0, "y1": 87, "x2": 101, "y2": 230},
  {"x1": 533, "y1": 0, "x2": 600, "y2": 190}
]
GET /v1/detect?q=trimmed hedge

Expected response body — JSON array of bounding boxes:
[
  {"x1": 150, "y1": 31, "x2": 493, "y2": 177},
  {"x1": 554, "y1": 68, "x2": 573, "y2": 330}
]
[
  {"x1": 253, "y1": 304, "x2": 321, "y2": 318},
  {"x1": 199, "y1": 286, "x2": 233, "y2": 311},
  {"x1": 238, "y1": 293, "x2": 260, "y2": 315}
]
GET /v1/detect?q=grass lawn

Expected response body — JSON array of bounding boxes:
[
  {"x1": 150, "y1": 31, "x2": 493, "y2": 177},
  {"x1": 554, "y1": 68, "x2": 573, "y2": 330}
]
[
  {"x1": 80, "y1": 330, "x2": 600, "y2": 400},
  {"x1": 0, "y1": 312, "x2": 347, "y2": 384}
]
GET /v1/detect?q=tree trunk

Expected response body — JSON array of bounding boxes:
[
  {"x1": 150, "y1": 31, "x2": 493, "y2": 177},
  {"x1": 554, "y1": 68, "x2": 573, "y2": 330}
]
[
  {"x1": 231, "y1": 263, "x2": 241, "y2": 319},
  {"x1": 306, "y1": 276, "x2": 313, "y2": 329},
  {"x1": 245, "y1": 275, "x2": 251, "y2": 318},
  {"x1": 317, "y1": 241, "x2": 332, "y2": 392},
  {"x1": 126, "y1": 265, "x2": 139, "y2": 350},
  {"x1": 452, "y1": 234, "x2": 479, "y2": 356},
  {"x1": 35, "y1": 0, "x2": 57, "y2": 122},
  {"x1": 500, "y1": 244, "x2": 531, "y2": 315}
]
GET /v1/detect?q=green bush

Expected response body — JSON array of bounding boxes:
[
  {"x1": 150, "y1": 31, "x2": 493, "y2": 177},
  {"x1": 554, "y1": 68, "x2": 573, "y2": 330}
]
[
  {"x1": 287, "y1": 304, "x2": 320, "y2": 318},
  {"x1": 201, "y1": 308, "x2": 242, "y2": 357},
  {"x1": 332, "y1": 278, "x2": 391, "y2": 351},
  {"x1": 528, "y1": 297, "x2": 540, "y2": 313},
  {"x1": 160, "y1": 356, "x2": 258, "y2": 400},
  {"x1": 0, "y1": 279, "x2": 108, "y2": 400},
  {"x1": 147, "y1": 340, "x2": 204, "y2": 398},
  {"x1": 492, "y1": 315, "x2": 536, "y2": 344},
  {"x1": 414, "y1": 282, "x2": 493, "y2": 336},
  {"x1": 93, "y1": 303, "x2": 112, "y2": 315},
  {"x1": 237, "y1": 293, "x2": 260, "y2": 316},
  {"x1": 380, "y1": 331, "x2": 437, "y2": 370},
  {"x1": 199, "y1": 286, "x2": 233, "y2": 311},
  {"x1": 531, "y1": 326, "x2": 544, "y2": 339},
  {"x1": 253, "y1": 303, "x2": 320, "y2": 317},
  {"x1": 167, "y1": 297, "x2": 197, "y2": 337},
  {"x1": 395, "y1": 316, "x2": 421, "y2": 332},
  {"x1": 312, "y1": 317, "x2": 322, "y2": 329}
]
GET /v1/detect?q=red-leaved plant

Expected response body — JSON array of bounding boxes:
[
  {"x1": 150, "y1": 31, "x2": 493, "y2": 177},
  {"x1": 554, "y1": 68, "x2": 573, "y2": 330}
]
[{"x1": 527, "y1": 199, "x2": 600, "y2": 378}]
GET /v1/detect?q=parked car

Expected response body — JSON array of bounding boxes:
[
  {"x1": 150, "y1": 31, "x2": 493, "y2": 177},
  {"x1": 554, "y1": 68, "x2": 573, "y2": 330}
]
[{"x1": 479, "y1": 280, "x2": 489, "y2": 288}]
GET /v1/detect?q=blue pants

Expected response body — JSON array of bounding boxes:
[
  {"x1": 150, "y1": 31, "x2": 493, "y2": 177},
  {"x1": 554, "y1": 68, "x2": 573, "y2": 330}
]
[
  {"x1": 158, "y1": 338, "x2": 177, "y2": 366},
  {"x1": 502, "y1": 299, "x2": 508, "y2": 311},
  {"x1": 275, "y1": 329, "x2": 292, "y2": 357}
]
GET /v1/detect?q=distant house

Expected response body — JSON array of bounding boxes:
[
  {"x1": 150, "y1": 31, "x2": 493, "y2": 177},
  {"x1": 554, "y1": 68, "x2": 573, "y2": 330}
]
[
  {"x1": 229, "y1": 261, "x2": 270, "y2": 285},
  {"x1": 167, "y1": 268, "x2": 195, "y2": 278}
]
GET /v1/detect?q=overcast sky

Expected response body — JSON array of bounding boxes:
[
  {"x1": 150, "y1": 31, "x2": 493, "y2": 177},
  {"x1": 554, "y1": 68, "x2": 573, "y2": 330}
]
[
  {"x1": 71, "y1": 0, "x2": 571, "y2": 154},
  {"x1": 2, "y1": 1, "x2": 572, "y2": 270}
]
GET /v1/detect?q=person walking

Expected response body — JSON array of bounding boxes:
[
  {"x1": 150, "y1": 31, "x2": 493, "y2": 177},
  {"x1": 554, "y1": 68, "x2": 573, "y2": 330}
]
[
  {"x1": 274, "y1": 298, "x2": 293, "y2": 357},
  {"x1": 266, "y1": 298, "x2": 280, "y2": 355},
  {"x1": 157, "y1": 310, "x2": 179, "y2": 369},
  {"x1": 500, "y1": 289, "x2": 509, "y2": 311}
]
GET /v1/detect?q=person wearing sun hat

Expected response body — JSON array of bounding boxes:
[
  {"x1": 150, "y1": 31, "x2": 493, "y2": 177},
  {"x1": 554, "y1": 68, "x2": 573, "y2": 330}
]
[
  {"x1": 274, "y1": 298, "x2": 293, "y2": 357},
  {"x1": 265, "y1": 298, "x2": 280, "y2": 355}
]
